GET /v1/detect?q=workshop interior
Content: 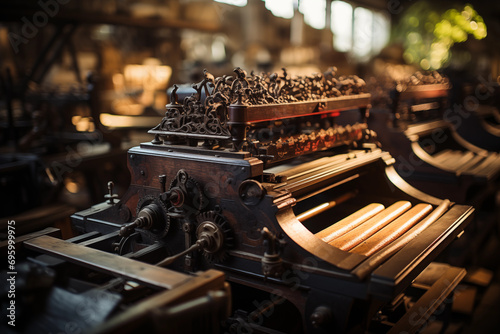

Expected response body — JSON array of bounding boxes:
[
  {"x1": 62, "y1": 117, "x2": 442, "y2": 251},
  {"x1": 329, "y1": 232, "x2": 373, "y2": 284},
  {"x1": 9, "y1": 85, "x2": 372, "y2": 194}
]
[{"x1": 1, "y1": 0, "x2": 500, "y2": 333}]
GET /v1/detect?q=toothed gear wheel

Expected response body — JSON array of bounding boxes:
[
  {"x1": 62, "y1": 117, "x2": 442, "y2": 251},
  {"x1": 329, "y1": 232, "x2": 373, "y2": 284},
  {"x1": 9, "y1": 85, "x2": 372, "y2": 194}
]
[
  {"x1": 168, "y1": 169, "x2": 205, "y2": 215},
  {"x1": 196, "y1": 211, "x2": 233, "y2": 263},
  {"x1": 136, "y1": 195, "x2": 170, "y2": 238}
]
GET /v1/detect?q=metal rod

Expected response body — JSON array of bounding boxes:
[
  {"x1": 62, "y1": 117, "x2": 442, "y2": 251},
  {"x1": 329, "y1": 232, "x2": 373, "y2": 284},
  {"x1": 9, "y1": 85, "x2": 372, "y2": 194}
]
[
  {"x1": 315, "y1": 203, "x2": 385, "y2": 243},
  {"x1": 350, "y1": 203, "x2": 433, "y2": 257},
  {"x1": 329, "y1": 201, "x2": 412, "y2": 251},
  {"x1": 272, "y1": 151, "x2": 382, "y2": 197},
  {"x1": 156, "y1": 242, "x2": 202, "y2": 267},
  {"x1": 352, "y1": 199, "x2": 451, "y2": 280},
  {"x1": 296, "y1": 191, "x2": 357, "y2": 222},
  {"x1": 295, "y1": 174, "x2": 359, "y2": 203},
  {"x1": 284, "y1": 156, "x2": 373, "y2": 192},
  {"x1": 279, "y1": 154, "x2": 353, "y2": 181}
]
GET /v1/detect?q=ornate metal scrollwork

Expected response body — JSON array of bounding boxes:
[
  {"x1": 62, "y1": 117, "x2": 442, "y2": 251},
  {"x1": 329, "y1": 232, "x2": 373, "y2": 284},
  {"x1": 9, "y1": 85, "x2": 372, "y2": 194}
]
[
  {"x1": 149, "y1": 67, "x2": 368, "y2": 146},
  {"x1": 150, "y1": 76, "x2": 232, "y2": 141}
]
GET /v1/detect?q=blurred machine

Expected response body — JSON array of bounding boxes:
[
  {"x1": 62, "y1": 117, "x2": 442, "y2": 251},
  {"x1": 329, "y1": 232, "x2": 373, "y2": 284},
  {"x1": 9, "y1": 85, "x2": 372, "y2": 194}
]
[
  {"x1": 0, "y1": 72, "x2": 128, "y2": 221},
  {"x1": 452, "y1": 79, "x2": 500, "y2": 152},
  {"x1": 454, "y1": 101, "x2": 500, "y2": 153},
  {"x1": 369, "y1": 72, "x2": 500, "y2": 207},
  {"x1": 8, "y1": 68, "x2": 473, "y2": 333},
  {"x1": 368, "y1": 72, "x2": 500, "y2": 268}
]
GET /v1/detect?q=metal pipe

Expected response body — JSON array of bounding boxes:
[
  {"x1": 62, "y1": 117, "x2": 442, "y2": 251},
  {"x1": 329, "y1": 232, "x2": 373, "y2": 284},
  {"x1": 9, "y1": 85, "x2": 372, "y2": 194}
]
[
  {"x1": 329, "y1": 201, "x2": 412, "y2": 251},
  {"x1": 350, "y1": 203, "x2": 433, "y2": 257},
  {"x1": 352, "y1": 199, "x2": 451, "y2": 280},
  {"x1": 315, "y1": 203, "x2": 385, "y2": 243},
  {"x1": 296, "y1": 191, "x2": 357, "y2": 221}
]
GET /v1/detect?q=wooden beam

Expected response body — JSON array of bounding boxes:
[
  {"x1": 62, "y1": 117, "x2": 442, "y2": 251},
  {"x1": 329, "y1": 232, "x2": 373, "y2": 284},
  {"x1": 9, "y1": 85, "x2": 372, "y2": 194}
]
[
  {"x1": 92, "y1": 271, "x2": 227, "y2": 334},
  {"x1": 24, "y1": 235, "x2": 189, "y2": 290},
  {"x1": 388, "y1": 266, "x2": 466, "y2": 334}
]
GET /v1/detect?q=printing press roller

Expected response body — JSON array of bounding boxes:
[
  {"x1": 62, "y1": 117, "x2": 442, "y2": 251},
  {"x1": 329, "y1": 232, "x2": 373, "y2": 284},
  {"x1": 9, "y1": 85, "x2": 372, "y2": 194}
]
[{"x1": 48, "y1": 68, "x2": 473, "y2": 333}]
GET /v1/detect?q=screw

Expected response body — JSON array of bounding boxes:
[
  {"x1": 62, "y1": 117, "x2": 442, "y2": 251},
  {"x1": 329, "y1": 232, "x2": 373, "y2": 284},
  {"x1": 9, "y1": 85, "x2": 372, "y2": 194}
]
[{"x1": 105, "y1": 181, "x2": 118, "y2": 204}]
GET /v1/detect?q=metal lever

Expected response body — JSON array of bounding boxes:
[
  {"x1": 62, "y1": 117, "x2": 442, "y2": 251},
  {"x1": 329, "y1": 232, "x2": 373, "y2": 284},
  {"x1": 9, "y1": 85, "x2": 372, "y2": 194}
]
[
  {"x1": 156, "y1": 220, "x2": 224, "y2": 267},
  {"x1": 156, "y1": 238, "x2": 208, "y2": 267},
  {"x1": 261, "y1": 227, "x2": 285, "y2": 278},
  {"x1": 119, "y1": 216, "x2": 147, "y2": 238},
  {"x1": 104, "y1": 181, "x2": 118, "y2": 204}
]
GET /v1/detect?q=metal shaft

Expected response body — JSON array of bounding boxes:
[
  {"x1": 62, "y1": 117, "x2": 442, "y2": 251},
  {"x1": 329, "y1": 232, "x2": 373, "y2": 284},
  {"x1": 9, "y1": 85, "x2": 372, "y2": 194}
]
[
  {"x1": 296, "y1": 191, "x2": 357, "y2": 222},
  {"x1": 156, "y1": 241, "x2": 203, "y2": 267}
]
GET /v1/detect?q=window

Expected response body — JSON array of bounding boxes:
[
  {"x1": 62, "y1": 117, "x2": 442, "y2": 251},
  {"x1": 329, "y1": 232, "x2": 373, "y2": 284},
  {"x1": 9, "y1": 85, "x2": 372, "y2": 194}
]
[
  {"x1": 265, "y1": 0, "x2": 295, "y2": 19},
  {"x1": 353, "y1": 7, "x2": 373, "y2": 60},
  {"x1": 299, "y1": 0, "x2": 326, "y2": 30},
  {"x1": 214, "y1": 0, "x2": 247, "y2": 7},
  {"x1": 372, "y1": 11, "x2": 391, "y2": 55},
  {"x1": 331, "y1": 1, "x2": 352, "y2": 52},
  {"x1": 331, "y1": 1, "x2": 390, "y2": 60}
]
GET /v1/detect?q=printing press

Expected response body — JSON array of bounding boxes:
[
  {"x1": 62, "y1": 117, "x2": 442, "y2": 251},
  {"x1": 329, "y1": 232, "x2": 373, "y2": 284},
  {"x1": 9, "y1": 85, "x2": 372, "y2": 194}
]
[
  {"x1": 452, "y1": 79, "x2": 500, "y2": 152},
  {"x1": 8, "y1": 68, "x2": 475, "y2": 333},
  {"x1": 369, "y1": 72, "x2": 500, "y2": 206},
  {"x1": 454, "y1": 102, "x2": 500, "y2": 153}
]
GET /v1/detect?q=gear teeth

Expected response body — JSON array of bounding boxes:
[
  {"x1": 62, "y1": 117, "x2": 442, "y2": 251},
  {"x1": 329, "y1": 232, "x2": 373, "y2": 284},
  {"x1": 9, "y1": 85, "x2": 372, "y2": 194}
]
[
  {"x1": 196, "y1": 210, "x2": 233, "y2": 263},
  {"x1": 169, "y1": 172, "x2": 204, "y2": 213},
  {"x1": 136, "y1": 195, "x2": 170, "y2": 239}
]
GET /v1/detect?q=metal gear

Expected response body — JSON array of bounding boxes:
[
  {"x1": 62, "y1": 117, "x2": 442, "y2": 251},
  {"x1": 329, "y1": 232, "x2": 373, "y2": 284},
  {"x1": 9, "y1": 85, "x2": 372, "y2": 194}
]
[
  {"x1": 136, "y1": 195, "x2": 170, "y2": 239},
  {"x1": 195, "y1": 210, "x2": 233, "y2": 263},
  {"x1": 167, "y1": 169, "x2": 206, "y2": 216}
]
